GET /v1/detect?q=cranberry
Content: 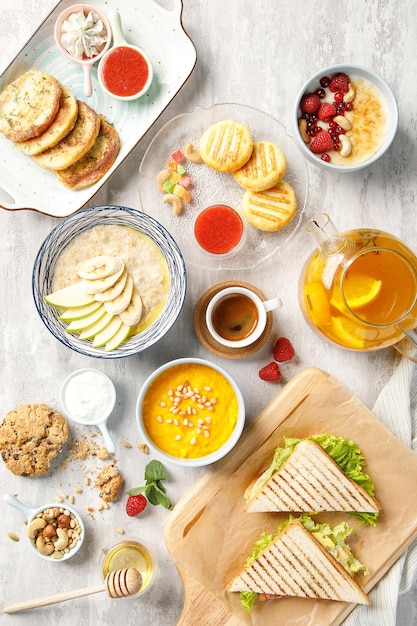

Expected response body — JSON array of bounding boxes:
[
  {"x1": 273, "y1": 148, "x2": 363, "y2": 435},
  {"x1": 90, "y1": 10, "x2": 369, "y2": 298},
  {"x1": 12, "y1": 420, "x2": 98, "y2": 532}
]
[
  {"x1": 345, "y1": 102, "x2": 353, "y2": 111},
  {"x1": 321, "y1": 153, "x2": 331, "y2": 162},
  {"x1": 320, "y1": 76, "x2": 331, "y2": 88},
  {"x1": 336, "y1": 125, "x2": 346, "y2": 134},
  {"x1": 333, "y1": 140, "x2": 342, "y2": 152},
  {"x1": 334, "y1": 91, "x2": 344, "y2": 103},
  {"x1": 315, "y1": 88, "x2": 326, "y2": 98},
  {"x1": 335, "y1": 103, "x2": 346, "y2": 114}
]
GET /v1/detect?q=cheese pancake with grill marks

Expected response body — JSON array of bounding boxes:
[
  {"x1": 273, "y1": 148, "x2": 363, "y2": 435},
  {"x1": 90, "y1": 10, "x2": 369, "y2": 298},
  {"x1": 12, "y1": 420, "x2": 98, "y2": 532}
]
[
  {"x1": 0, "y1": 70, "x2": 61, "y2": 142},
  {"x1": 34, "y1": 101, "x2": 101, "y2": 171},
  {"x1": 232, "y1": 140, "x2": 287, "y2": 191},
  {"x1": 242, "y1": 180, "x2": 297, "y2": 232},
  {"x1": 57, "y1": 119, "x2": 120, "y2": 190},
  {"x1": 199, "y1": 119, "x2": 253, "y2": 172},
  {"x1": 14, "y1": 85, "x2": 78, "y2": 156}
]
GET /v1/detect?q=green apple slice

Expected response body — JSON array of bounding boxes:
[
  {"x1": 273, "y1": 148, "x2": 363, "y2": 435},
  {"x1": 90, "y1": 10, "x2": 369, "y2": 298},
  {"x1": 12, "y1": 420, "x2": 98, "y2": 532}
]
[
  {"x1": 45, "y1": 283, "x2": 95, "y2": 308},
  {"x1": 79, "y1": 312, "x2": 114, "y2": 340},
  {"x1": 92, "y1": 316, "x2": 123, "y2": 348},
  {"x1": 105, "y1": 323, "x2": 132, "y2": 352},
  {"x1": 65, "y1": 305, "x2": 106, "y2": 333},
  {"x1": 59, "y1": 301, "x2": 103, "y2": 321}
]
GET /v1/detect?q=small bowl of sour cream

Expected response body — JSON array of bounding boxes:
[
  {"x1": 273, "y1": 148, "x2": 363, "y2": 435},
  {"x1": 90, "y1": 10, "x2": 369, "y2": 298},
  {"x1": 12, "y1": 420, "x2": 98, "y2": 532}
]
[{"x1": 60, "y1": 368, "x2": 117, "y2": 452}]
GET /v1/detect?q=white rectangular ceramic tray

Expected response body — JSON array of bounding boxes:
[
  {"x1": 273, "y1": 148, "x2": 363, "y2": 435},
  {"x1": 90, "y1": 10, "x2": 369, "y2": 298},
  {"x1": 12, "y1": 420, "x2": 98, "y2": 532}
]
[{"x1": 0, "y1": 0, "x2": 197, "y2": 217}]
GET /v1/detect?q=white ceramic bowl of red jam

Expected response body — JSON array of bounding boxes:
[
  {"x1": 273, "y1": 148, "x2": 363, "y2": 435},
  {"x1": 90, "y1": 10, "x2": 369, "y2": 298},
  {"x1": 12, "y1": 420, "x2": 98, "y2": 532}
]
[
  {"x1": 97, "y1": 10, "x2": 153, "y2": 101},
  {"x1": 193, "y1": 204, "x2": 246, "y2": 258},
  {"x1": 293, "y1": 64, "x2": 398, "y2": 172}
]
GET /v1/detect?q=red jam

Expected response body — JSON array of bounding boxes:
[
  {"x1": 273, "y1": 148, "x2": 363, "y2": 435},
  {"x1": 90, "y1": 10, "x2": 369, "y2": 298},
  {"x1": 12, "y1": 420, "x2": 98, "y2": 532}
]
[
  {"x1": 101, "y1": 46, "x2": 150, "y2": 97},
  {"x1": 194, "y1": 205, "x2": 244, "y2": 255}
]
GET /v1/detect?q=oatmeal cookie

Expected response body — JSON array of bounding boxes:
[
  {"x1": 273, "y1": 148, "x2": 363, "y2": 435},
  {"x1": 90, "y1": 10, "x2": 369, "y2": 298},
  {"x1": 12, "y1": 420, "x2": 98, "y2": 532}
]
[
  {"x1": 94, "y1": 464, "x2": 124, "y2": 503},
  {"x1": 0, "y1": 404, "x2": 69, "y2": 476}
]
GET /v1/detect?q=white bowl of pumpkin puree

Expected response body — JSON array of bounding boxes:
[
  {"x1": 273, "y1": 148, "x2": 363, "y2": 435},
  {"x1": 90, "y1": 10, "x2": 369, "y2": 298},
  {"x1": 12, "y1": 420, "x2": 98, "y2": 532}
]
[{"x1": 136, "y1": 358, "x2": 245, "y2": 467}]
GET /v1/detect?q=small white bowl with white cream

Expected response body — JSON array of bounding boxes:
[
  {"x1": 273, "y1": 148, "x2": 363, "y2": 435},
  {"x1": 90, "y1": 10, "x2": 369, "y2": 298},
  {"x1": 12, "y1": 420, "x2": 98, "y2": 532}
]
[{"x1": 60, "y1": 368, "x2": 116, "y2": 452}]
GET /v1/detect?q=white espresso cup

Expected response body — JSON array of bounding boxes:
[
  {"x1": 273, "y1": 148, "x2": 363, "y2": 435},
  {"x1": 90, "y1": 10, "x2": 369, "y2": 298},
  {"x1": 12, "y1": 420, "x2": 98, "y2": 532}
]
[{"x1": 205, "y1": 286, "x2": 281, "y2": 348}]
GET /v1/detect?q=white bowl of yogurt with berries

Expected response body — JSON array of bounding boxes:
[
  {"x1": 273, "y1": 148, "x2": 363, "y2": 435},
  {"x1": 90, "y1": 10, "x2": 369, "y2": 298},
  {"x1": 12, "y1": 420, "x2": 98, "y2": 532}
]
[{"x1": 293, "y1": 64, "x2": 398, "y2": 171}]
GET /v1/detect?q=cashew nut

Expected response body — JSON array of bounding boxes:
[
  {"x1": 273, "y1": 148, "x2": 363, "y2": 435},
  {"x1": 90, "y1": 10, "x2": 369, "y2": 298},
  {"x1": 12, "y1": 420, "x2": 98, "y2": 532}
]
[
  {"x1": 43, "y1": 507, "x2": 61, "y2": 521},
  {"x1": 27, "y1": 517, "x2": 47, "y2": 539},
  {"x1": 333, "y1": 115, "x2": 352, "y2": 131},
  {"x1": 298, "y1": 118, "x2": 310, "y2": 143},
  {"x1": 344, "y1": 82, "x2": 356, "y2": 103},
  {"x1": 184, "y1": 143, "x2": 203, "y2": 164},
  {"x1": 163, "y1": 193, "x2": 183, "y2": 216},
  {"x1": 54, "y1": 528, "x2": 69, "y2": 551},
  {"x1": 36, "y1": 534, "x2": 55, "y2": 555},
  {"x1": 156, "y1": 169, "x2": 172, "y2": 192},
  {"x1": 339, "y1": 134, "x2": 352, "y2": 157}
]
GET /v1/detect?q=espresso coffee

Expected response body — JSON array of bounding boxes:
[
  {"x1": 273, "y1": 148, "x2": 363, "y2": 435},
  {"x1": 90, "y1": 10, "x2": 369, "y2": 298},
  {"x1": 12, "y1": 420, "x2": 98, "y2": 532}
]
[{"x1": 211, "y1": 293, "x2": 259, "y2": 341}]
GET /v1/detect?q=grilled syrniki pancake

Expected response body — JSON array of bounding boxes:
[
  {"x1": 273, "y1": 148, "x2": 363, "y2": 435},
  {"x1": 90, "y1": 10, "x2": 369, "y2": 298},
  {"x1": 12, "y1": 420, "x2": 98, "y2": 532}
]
[
  {"x1": 0, "y1": 70, "x2": 61, "y2": 142},
  {"x1": 199, "y1": 119, "x2": 253, "y2": 172},
  {"x1": 33, "y1": 101, "x2": 101, "y2": 171},
  {"x1": 242, "y1": 180, "x2": 297, "y2": 232},
  {"x1": 14, "y1": 85, "x2": 78, "y2": 156},
  {"x1": 232, "y1": 140, "x2": 287, "y2": 191},
  {"x1": 56, "y1": 119, "x2": 120, "y2": 190}
]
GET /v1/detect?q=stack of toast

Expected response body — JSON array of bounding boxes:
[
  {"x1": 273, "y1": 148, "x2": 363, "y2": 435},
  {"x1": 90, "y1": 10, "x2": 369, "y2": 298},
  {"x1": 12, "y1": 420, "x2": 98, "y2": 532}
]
[{"x1": 0, "y1": 69, "x2": 120, "y2": 190}]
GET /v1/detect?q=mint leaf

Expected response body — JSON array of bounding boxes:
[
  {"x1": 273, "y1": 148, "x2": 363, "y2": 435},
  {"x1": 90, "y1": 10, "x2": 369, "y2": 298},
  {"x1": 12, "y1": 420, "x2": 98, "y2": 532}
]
[
  {"x1": 154, "y1": 489, "x2": 173, "y2": 510},
  {"x1": 145, "y1": 460, "x2": 167, "y2": 482},
  {"x1": 128, "y1": 459, "x2": 173, "y2": 510},
  {"x1": 127, "y1": 486, "x2": 146, "y2": 496}
]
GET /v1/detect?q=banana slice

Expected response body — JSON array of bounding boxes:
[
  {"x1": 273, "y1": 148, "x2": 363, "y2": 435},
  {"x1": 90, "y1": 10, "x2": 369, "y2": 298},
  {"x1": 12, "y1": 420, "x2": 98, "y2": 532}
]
[
  {"x1": 120, "y1": 287, "x2": 143, "y2": 326},
  {"x1": 94, "y1": 268, "x2": 128, "y2": 302},
  {"x1": 81, "y1": 265, "x2": 125, "y2": 294},
  {"x1": 104, "y1": 274, "x2": 134, "y2": 316},
  {"x1": 77, "y1": 256, "x2": 124, "y2": 280}
]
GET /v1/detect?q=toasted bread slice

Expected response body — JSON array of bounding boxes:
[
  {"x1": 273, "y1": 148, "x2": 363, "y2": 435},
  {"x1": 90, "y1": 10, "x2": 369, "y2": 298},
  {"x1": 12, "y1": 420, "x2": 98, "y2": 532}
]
[
  {"x1": 56, "y1": 119, "x2": 120, "y2": 189},
  {"x1": 232, "y1": 140, "x2": 287, "y2": 191},
  {"x1": 199, "y1": 119, "x2": 253, "y2": 172},
  {"x1": 242, "y1": 180, "x2": 297, "y2": 232},
  {"x1": 0, "y1": 70, "x2": 61, "y2": 142},
  {"x1": 14, "y1": 85, "x2": 78, "y2": 156},
  {"x1": 227, "y1": 519, "x2": 370, "y2": 605},
  {"x1": 244, "y1": 440, "x2": 381, "y2": 513},
  {"x1": 33, "y1": 101, "x2": 101, "y2": 171}
]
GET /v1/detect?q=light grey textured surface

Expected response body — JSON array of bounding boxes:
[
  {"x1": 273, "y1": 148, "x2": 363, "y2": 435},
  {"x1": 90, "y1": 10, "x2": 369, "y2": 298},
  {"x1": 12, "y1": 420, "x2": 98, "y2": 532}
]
[{"x1": 1, "y1": 1, "x2": 417, "y2": 624}]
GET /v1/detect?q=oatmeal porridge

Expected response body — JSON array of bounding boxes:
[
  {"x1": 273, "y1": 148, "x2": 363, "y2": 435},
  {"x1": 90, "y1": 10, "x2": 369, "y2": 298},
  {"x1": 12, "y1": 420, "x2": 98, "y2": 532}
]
[{"x1": 52, "y1": 224, "x2": 169, "y2": 332}]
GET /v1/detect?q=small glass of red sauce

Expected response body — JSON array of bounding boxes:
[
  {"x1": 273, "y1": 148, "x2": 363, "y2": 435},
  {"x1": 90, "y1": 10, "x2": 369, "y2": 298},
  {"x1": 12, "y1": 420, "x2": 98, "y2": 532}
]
[{"x1": 194, "y1": 204, "x2": 246, "y2": 256}]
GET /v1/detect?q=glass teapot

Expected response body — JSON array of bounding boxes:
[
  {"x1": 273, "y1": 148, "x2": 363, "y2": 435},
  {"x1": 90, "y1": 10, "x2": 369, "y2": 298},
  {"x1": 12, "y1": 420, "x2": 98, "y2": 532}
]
[{"x1": 299, "y1": 213, "x2": 417, "y2": 353}]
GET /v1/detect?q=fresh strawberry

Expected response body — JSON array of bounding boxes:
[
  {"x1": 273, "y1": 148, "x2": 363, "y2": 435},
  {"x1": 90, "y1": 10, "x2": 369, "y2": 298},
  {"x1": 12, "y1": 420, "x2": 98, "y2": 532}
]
[
  {"x1": 317, "y1": 102, "x2": 336, "y2": 123},
  {"x1": 126, "y1": 494, "x2": 147, "y2": 517},
  {"x1": 259, "y1": 362, "x2": 281, "y2": 382},
  {"x1": 273, "y1": 337, "x2": 295, "y2": 362},
  {"x1": 300, "y1": 93, "x2": 320, "y2": 114},
  {"x1": 310, "y1": 130, "x2": 334, "y2": 154},
  {"x1": 329, "y1": 72, "x2": 350, "y2": 93}
]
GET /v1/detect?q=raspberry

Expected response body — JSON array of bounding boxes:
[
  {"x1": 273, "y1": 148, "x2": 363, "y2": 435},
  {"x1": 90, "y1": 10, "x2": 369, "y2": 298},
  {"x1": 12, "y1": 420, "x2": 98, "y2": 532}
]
[
  {"x1": 310, "y1": 130, "x2": 334, "y2": 154},
  {"x1": 329, "y1": 72, "x2": 350, "y2": 93},
  {"x1": 259, "y1": 362, "x2": 281, "y2": 382},
  {"x1": 317, "y1": 102, "x2": 336, "y2": 123},
  {"x1": 273, "y1": 337, "x2": 295, "y2": 362},
  {"x1": 126, "y1": 494, "x2": 147, "y2": 517},
  {"x1": 300, "y1": 93, "x2": 321, "y2": 114}
]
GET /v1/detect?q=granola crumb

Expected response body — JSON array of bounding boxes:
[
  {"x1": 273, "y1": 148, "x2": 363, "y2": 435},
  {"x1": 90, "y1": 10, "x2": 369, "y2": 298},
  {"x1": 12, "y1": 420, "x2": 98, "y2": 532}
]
[{"x1": 137, "y1": 443, "x2": 149, "y2": 454}]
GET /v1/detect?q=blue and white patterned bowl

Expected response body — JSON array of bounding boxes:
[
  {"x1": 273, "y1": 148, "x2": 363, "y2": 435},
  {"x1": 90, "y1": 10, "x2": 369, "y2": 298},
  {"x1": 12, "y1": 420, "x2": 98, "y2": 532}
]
[{"x1": 32, "y1": 205, "x2": 187, "y2": 359}]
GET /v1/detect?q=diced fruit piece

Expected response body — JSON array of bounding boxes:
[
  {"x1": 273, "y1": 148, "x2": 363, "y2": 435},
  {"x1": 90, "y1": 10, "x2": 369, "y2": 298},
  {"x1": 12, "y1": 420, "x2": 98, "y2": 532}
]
[
  {"x1": 180, "y1": 175, "x2": 192, "y2": 188},
  {"x1": 273, "y1": 337, "x2": 295, "y2": 362},
  {"x1": 59, "y1": 301, "x2": 103, "y2": 320},
  {"x1": 65, "y1": 305, "x2": 106, "y2": 332},
  {"x1": 80, "y1": 265, "x2": 125, "y2": 294},
  {"x1": 329, "y1": 72, "x2": 350, "y2": 93},
  {"x1": 79, "y1": 312, "x2": 113, "y2": 340},
  {"x1": 45, "y1": 283, "x2": 96, "y2": 308},
  {"x1": 170, "y1": 149, "x2": 184, "y2": 163},
  {"x1": 126, "y1": 494, "x2": 147, "y2": 517},
  {"x1": 177, "y1": 164, "x2": 187, "y2": 176},
  {"x1": 317, "y1": 102, "x2": 337, "y2": 122},
  {"x1": 163, "y1": 178, "x2": 175, "y2": 193},
  {"x1": 105, "y1": 323, "x2": 131, "y2": 352},
  {"x1": 310, "y1": 130, "x2": 334, "y2": 154},
  {"x1": 77, "y1": 256, "x2": 124, "y2": 280},
  {"x1": 167, "y1": 160, "x2": 178, "y2": 171},
  {"x1": 259, "y1": 362, "x2": 281, "y2": 382},
  {"x1": 304, "y1": 283, "x2": 331, "y2": 326},
  {"x1": 300, "y1": 93, "x2": 321, "y2": 114},
  {"x1": 173, "y1": 184, "x2": 191, "y2": 202},
  {"x1": 92, "y1": 316, "x2": 123, "y2": 348}
]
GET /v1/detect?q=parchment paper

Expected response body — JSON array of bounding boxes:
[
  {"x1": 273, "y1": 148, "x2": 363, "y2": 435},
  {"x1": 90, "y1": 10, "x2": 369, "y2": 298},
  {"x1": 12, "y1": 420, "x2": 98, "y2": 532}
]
[{"x1": 165, "y1": 369, "x2": 417, "y2": 626}]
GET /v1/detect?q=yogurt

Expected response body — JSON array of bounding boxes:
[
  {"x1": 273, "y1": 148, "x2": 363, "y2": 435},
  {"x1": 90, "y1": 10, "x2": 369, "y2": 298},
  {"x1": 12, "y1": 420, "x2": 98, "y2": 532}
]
[{"x1": 63, "y1": 369, "x2": 115, "y2": 423}]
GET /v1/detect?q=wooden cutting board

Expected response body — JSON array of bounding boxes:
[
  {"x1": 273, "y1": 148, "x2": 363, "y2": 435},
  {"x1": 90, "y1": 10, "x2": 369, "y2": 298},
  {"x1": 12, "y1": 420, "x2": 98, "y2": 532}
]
[{"x1": 164, "y1": 367, "x2": 417, "y2": 626}]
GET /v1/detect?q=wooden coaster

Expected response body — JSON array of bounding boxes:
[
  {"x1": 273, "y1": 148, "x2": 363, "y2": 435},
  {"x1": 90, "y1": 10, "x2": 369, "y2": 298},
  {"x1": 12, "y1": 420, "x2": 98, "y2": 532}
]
[{"x1": 194, "y1": 280, "x2": 273, "y2": 359}]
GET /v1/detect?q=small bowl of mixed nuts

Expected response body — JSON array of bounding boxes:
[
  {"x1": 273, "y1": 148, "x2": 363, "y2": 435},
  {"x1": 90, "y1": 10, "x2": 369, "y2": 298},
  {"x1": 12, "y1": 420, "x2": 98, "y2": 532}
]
[
  {"x1": 4, "y1": 494, "x2": 85, "y2": 562},
  {"x1": 293, "y1": 63, "x2": 398, "y2": 172}
]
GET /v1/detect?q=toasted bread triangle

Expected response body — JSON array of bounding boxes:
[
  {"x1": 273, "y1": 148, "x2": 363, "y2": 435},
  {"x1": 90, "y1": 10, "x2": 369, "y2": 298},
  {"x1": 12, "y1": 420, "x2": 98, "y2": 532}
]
[
  {"x1": 244, "y1": 440, "x2": 381, "y2": 513},
  {"x1": 227, "y1": 519, "x2": 370, "y2": 605}
]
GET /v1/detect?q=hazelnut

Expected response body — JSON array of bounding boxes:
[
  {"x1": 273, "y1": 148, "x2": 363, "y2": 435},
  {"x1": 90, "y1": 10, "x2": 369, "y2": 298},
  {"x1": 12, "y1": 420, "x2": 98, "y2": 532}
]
[
  {"x1": 57, "y1": 513, "x2": 71, "y2": 528},
  {"x1": 42, "y1": 524, "x2": 57, "y2": 539}
]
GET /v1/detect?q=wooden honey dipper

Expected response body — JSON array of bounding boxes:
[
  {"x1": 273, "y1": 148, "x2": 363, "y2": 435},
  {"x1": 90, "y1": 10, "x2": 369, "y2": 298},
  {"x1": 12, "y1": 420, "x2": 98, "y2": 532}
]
[{"x1": 3, "y1": 567, "x2": 142, "y2": 613}]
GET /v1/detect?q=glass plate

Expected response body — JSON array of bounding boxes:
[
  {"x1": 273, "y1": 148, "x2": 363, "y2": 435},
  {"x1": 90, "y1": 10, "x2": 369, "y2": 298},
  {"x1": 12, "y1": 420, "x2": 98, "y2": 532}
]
[{"x1": 138, "y1": 103, "x2": 308, "y2": 270}]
